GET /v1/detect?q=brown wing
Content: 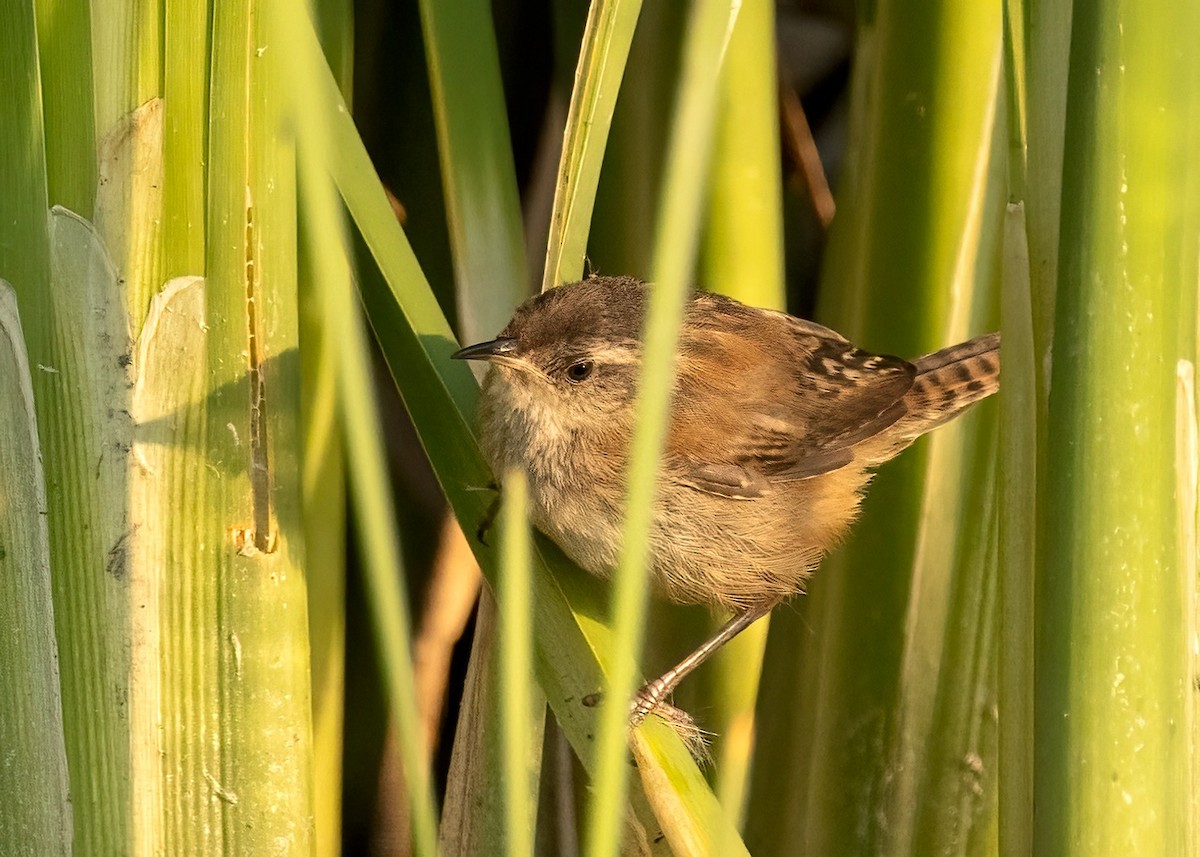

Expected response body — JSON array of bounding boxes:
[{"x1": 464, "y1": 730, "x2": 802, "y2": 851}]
[{"x1": 666, "y1": 296, "x2": 915, "y2": 498}]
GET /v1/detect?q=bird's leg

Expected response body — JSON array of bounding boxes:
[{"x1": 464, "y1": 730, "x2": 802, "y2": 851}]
[{"x1": 630, "y1": 600, "x2": 778, "y2": 725}]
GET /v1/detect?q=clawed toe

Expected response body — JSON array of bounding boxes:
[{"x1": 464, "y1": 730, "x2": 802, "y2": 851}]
[
  {"x1": 580, "y1": 681, "x2": 669, "y2": 727},
  {"x1": 629, "y1": 679, "x2": 669, "y2": 726}
]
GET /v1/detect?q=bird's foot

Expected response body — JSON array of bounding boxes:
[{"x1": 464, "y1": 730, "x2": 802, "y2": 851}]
[
  {"x1": 629, "y1": 677, "x2": 670, "y2": 727},
  {"x1": 581, "y1": 684, "x2": 711, "y2": 762}
]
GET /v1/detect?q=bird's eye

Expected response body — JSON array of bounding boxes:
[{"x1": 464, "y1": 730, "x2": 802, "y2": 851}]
[{"x1": 565, "y1": 360, "x2": 594, "y2": 383}]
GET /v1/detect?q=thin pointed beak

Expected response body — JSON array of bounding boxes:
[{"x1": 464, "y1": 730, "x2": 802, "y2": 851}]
[{"x1": 451, "y1": 337, "x2": 519, "y2": 362}]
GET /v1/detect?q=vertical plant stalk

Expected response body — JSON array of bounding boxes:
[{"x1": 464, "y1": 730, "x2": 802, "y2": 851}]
[
  {"x1": 999, "y1": 3, "x2": 1036, "y2": 851},
  {"x1": 415, "y1": 0, "x2": 541, "y2": 849},
  {"x1": 1035, "y1": 2, "x2": 1198, "y2": 852},
  {"x1": 888, "y1": 55, "x2": 1005, "y2": 855},
  {"x1": 302, "y1": 5, "x2": 354, "y2": 854},
  {"x1": 277, "y1": 2, "x2": 441, "y2": 852},
  {"x1": 697, "y1": 0, "x2": 784, "y2": 820},
  {"x1": 746, "y1": 0, "x2": 1003, "y2": 851},
  {"x1": 33, "y1": 0, "x2": 97, "y2": 216},
  {"x1": 90, "y1": 0, "x2": 161, "y2": 138},
  {"x1": 702, "y1": 0, "x2": 784, "y2": 310},
  {"x1": 201, "y1": 0, "x2": 315, "y2": 850},
  {"x1": 416, "y1": 0, "x2": 528, "y2": 336},
  {"x1": 500, "y1": 470, "x2": 537, "y2": 857},
  {"x1": 998, "y1": 200, "x2": 1036, "y2": 857},
  {"x1": 299, "y1": 257, "x2": 348, "y2": 857},
  {"x1": 1177, "y1": 361, "x2": 1199, "y2": 857},
  {"x1": 91, "y1": 0, "x2": 166, "y2": 327},
  {"x1": 0, "y1": 282, "x2": 72, "y2": 854},
  {"x1": 585, "y1": 0, "x2": 688, "y2": 281},
  {"x1": 585, "y1": 1, "x2": 741, "y2": 855},
  {"x1": 542, "y1": 0, "x2": 646, "y2": 289},
  {"x1": 0, "y1": 6, "x2": 135, "y2": 849},
  {"x1": 162, "y1": 0, "x2": 211, "y2": 279}
]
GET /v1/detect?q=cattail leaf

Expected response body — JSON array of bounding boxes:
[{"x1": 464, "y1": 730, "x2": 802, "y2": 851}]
[{"x1": 0, "y1": 281, "x2": 72, "y2": 855}]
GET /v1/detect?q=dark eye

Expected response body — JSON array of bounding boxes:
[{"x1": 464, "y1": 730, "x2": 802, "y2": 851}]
[{"x1": 565, "y1": 360, "x2": 594, "y2": 383}]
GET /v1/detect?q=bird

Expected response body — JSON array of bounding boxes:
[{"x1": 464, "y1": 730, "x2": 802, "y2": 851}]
[{"x1": 453, "y1": 275, "x2": 999, "y2": 720}]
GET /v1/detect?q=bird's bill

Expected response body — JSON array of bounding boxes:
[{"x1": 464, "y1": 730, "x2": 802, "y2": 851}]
[{"x1": 451, "y1": 337, "x2": 519, "y2": 362}]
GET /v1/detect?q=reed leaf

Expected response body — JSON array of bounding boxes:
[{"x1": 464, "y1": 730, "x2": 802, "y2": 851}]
[
  {"x1": 1034, "y1": 1, "x2": 1199, "y2": 850},
  {"x1": 292, "y1": 117, "x2": 440, "y2": 856},
  {"x1": 305, "y1": 6, "x2": 355, "y2": 855},
  {"x1": 543, "y1": 0, "x2": 645, "y2": 288},
  {"x1": 0, "y1": 7, "x2": 134, "y2": 849},
  {"x1": 417, "y1": 0, "x2": 528, "y2": 337},
  {"x1": 0, "y1": 282, "x2": 72, "y2": 855},
  {"x1": 188, "y1": 1, "x2": 314, "y2": 849},
  {"x1": 161, "y1": 0, "x2": 210, "y2": 278},
  {"x1": 413, "y1": 0, "x2": 538, "y2": 847},
  {"x1": 585, "y1": 0, "x2": 741, "y2": 853},
  {"x1": 32, "y1": 0, "x2": 96, "y2": 216},
  {"x1": 697, "y1": 0, "x2": 785, "y2": 819},
  {"x1": 500, "y1": 470, "x2": 537, "y2": 857},
  {"x1": 746, "y1": 0, "x2": 1003, "y2": 851}
]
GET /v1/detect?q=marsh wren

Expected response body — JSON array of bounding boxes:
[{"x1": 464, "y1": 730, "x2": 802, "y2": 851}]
[{"x1": 454, "y1": 275, "x2": 999, "y2": 721}]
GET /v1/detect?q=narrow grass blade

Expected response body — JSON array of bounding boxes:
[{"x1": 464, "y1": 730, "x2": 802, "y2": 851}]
[
  {"x1": 275, "y1": 2, "x2": 440, "y2": 852},
  {"x1": 696, "y1": 0, "x2": 785, "y2": 819},
  {"x1": 997, "y1": 1, "x2": 1055, "y2": 851},
  {"x1": 586, "y1": 0, "x2": 688, "y2": 279},
  {"x1": 415, "y1": 1, "x2": 543, "y2": 848},
  {"x1": 701, "y1": 0, "x2": 784, "y2": 310},
  {"x1": 1021, "y1": 0, "x2": 1072, "y2": 403},
  {"x1": 1034, "y1": 2, "x2": 1199, "y2": 850},
  {"x1": 302, "y1": 7, "x2": 353, "y2": 856},
  {"x1": 299, "y1": 191, "x2": 349, "y2": 857},
  {"x1": 0, "y1": 0, "x2": 52, "y2": 323},
  {"x1": 0, "y1": 282, "x2": 72, "y2": 854},
  {"x1": 998, "y1": 200, "x2": 1036, "y2": 857},
  {"x1": 542, "y1": 0, "x2": 645, "y2": 288},
  {"x1": 417, "y1": 0, "x2": 528, "y2": 336},
  {"x1": 586, "y1": 1, "x2": 741, "y2": 856},
  {"x1": 500, "y1": 470, "x2": 537, "y2": 857},
  {"x1": 311, "y1": 0, "x2": 354, "y2": 98},
  {"x1": 298, "y1": 146, "x2": 441, "y2": 857}
]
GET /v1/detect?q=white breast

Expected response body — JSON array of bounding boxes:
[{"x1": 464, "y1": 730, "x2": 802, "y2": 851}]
[{"x1": 478, "y1": 368, "x2": 626, "y2": 577}]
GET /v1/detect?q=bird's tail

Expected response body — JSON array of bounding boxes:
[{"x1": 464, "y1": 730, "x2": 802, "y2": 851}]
[
  {"x1": 856, "y1": 332, "x2": 1000, "y2": 467},
  {"x1": 904, "y1": 332, "x2": 1000, "y2": 432}
]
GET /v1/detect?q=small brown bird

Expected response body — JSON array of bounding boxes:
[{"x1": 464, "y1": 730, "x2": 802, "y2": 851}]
[{"x1": 454, "y1": 275, "x2": 999, "y2": 719}]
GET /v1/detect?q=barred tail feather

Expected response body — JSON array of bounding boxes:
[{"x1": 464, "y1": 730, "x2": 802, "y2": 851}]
[
  {"x1": 853, "y1": 332, "x2": 1000, "y2": 468},
  {"x1": 906, "y1": 332, "x2": 1000, "y2": 430}
]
